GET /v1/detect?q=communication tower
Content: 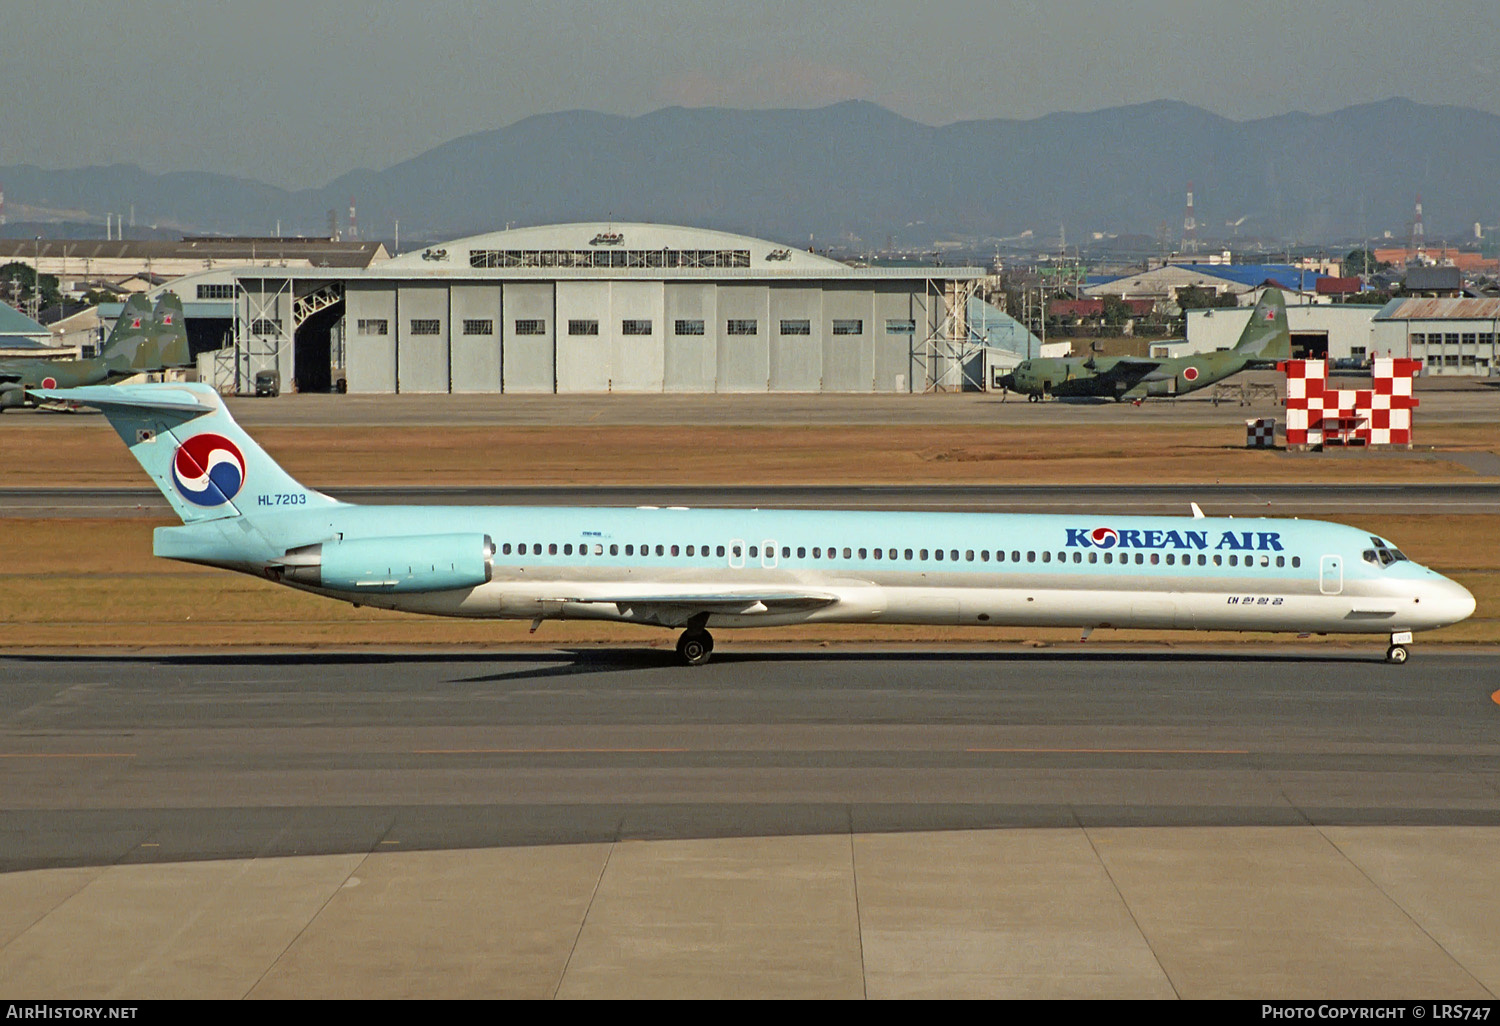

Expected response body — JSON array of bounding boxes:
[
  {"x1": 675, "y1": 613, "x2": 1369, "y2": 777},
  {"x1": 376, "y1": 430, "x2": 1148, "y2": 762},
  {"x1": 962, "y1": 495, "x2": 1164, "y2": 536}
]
[
  {"x1": 1182, "y1": 182, "x2": 1199, "y2": 254},
  {"x1": 348, "y1": 198, "x2": 358, "y2": 241}
]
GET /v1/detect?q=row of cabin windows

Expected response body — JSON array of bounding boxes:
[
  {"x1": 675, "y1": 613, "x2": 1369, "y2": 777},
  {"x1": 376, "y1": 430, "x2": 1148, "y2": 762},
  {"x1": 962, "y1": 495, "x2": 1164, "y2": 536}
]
[{"x1": 496, "y1": 540, "x2": 1302, "y2": 569}]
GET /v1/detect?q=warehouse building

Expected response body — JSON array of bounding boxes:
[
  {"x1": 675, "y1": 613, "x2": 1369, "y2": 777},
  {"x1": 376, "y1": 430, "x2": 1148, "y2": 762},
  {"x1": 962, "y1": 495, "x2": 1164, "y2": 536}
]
[
  {"x1": 158, "y1": 222, "x2": 993, "y2": 394},
  {"x1": 1372, "y1": 298, "x2": 1500, "y2": 375}
]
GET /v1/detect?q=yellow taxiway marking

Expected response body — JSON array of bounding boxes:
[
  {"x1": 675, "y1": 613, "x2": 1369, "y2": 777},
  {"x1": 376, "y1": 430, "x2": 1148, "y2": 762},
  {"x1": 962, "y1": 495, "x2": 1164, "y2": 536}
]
[
  {"x1": 414, "y1": 748, "x2": 690, "y2": 755},
  {"x1": 966, "y1": 747, "x2": 1250, "y2": 755},
  {"x1": 0, "y1": 753, "x2": 135, "y2": 759}
]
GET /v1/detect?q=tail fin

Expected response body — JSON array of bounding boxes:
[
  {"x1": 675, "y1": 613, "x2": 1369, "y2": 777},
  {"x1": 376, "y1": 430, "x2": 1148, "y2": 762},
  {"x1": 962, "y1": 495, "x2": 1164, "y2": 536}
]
[
  {"x1": 149, "y1": 292, "x2": 191, "y2": 368},
  {"x1": 25, "y1": 382, "x2": 339, "y2": 524},
  {"x1": 1232, "y1": 288, "x2": 1291, "y2": 362},
  {"x1": 98, "y1": 293, "x2": 161, "y2": 375}
]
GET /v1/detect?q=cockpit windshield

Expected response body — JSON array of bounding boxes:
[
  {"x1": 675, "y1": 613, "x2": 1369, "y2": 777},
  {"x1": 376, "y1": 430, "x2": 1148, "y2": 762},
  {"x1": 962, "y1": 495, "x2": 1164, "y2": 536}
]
[{"x1": 1363, "y1": 537, "x2": 1410, "y2": 568}]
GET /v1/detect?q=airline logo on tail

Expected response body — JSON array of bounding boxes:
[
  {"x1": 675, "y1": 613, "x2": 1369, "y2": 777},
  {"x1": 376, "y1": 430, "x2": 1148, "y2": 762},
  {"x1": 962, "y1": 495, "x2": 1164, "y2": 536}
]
[{"x1": 172, "y1": 433, "x2": 246, "y2": 506}]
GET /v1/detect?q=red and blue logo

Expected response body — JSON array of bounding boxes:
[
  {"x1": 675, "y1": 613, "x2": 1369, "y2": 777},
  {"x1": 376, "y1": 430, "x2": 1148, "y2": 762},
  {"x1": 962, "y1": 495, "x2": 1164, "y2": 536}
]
[
  {"x1": 1088, "y1": 527, "x2": 1119, "y2": 549},
  {"x1": 172, "y1": 433, "x2": 245, "y2": 506}
]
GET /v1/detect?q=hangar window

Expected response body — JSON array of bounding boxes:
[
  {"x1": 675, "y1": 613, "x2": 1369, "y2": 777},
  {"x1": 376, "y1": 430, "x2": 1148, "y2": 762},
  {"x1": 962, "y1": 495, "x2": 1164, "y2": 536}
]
[
  {"x1": 356, "y1": 319, "x2": 389, "y2": 336},
  {"x1": 568, "y1": 320, "x2": 599, "y2": 336},
  {"x1": 727, "y1": 319, "x2": 758, "y2": 336},
  {"x1": 410, "y1": 319, "x2": 441, "y2": 335},
  {"x1": 514, "y1": 319, "x2": 546, "y2": 335},
  {"x1": 463, "y1": 319, "x2": 494, "y2": 335},
  {"x1": 622, "y1": 319, "x2": 653, "y2": 335},
  {"x1": 886, "y1": 319, "x2": 916, "y2": 334},
  {"x1": 675, "y1": 320, "x2": 705, "y2": 336},
  {"x1": 780, "y1": 319, "x2": 811, "y2": 335},
  {"x1": 832, "y1": 319, "x2": 864, "y2": 335},
  {"x1": 250, "y1": 318, "x2": 281, "y2": 336},
  {"x1": 196, "y1": 283, "x2": 236, "y2": 300},
  {"x1": 1409, "y1": 333, "x2": 1425, "y2": 347}
]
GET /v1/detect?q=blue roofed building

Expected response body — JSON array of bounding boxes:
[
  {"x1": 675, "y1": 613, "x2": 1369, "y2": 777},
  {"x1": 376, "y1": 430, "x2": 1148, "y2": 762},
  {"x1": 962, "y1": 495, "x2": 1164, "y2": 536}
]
[{"x1": 1084, "y1": 262, "x2": 1327, "y2": 306}]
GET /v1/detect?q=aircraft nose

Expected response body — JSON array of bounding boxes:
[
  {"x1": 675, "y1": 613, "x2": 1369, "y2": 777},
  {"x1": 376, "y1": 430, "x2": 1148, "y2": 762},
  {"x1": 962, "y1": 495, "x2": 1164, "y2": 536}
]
[
  {"x1": 1421, "y1": 577, "x2": 1476, "y2": 628},
  {"x1": 997, "y1": 374, "x2": 1015, "y2": 390}
]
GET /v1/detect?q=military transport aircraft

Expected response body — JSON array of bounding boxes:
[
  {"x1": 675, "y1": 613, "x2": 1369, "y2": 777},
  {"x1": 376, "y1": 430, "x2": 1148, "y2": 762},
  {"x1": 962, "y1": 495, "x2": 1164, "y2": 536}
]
[
  {"x1": 32, "y1": 380, "x2": 1473, "y2": 666},
  {"x1": 0, "y1": 293, "x2": 191, "y2": 411},
  {"x1": 999, "y1": 288, "x2": 1291, "y2": 401}
]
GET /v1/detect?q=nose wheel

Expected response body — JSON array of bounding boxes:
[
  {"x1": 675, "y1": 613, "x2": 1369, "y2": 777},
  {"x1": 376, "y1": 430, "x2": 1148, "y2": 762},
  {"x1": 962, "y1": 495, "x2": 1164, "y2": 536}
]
[
  {"x1": 676, "y1": 628, "x2": 714, "y2": 666},
  {"x1": 1385, "y1": 631, "x2": 1412, "y2": 665}
]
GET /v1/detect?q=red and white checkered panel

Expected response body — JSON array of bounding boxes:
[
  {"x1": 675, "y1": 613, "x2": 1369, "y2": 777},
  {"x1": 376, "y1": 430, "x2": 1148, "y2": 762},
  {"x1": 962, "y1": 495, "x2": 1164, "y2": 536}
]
[
  {"x1": 1245, "y1": 418, "x2": 1276, "y2": 448},
  {"x1": 1280, "y1": 358, "x2": 1421, "y2": 446}
]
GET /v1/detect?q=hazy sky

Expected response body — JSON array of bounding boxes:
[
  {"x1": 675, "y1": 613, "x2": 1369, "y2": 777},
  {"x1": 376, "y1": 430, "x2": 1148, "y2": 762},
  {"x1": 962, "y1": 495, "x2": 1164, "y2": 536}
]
[{"x1": 2, "y1": 0, "x2": 1497, "y2": 190}]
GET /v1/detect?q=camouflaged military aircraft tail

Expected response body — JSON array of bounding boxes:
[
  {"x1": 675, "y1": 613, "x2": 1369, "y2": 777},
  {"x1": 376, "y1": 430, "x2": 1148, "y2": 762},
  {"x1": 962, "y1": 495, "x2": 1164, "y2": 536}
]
[
  {"x1": 1230, "y1": 288, "x2": 1291, "y2": 364},
  {"x1": 0, "y1": 292, "x2": 191, "y2": 411}
]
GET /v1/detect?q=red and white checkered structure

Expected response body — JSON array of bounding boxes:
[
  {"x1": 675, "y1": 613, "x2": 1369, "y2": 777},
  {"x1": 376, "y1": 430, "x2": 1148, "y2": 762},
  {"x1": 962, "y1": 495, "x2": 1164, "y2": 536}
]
[
  {"x1": 1245, "y1": 418, "x2": 1276, "y2": 447},
  {"x1": 1280, "y1": 358, "x2": 1421, "y2": 448}
]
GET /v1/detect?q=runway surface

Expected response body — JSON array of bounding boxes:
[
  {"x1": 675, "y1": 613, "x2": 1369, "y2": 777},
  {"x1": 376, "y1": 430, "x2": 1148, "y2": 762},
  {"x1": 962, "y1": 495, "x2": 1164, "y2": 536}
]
[
  {"x1": 6, "y1": 378, "x2": 1496, "y2": 427},
  {"x1": 4, "y1": 481, "x2": 1499, "y2": 517},
  {"x1": 3, "y1": 647, "x2": 1497, "y2": 873}
]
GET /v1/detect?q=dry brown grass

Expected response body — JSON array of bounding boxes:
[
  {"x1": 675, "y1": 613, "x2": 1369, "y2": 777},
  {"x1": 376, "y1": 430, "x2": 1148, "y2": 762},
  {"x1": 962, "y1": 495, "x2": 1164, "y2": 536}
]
[{"x1": 3, "y1": 422, "x2": 1497, "y2": 488}]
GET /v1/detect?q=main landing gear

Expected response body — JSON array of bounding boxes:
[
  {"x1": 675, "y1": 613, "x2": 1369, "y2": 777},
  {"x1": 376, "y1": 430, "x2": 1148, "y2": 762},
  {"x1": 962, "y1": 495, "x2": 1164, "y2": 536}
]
[
  {"x1": 676, "y1": 628, "x2": 714, "y2": 666},
  {"x1": 1385, "y1": 630, "x2": 1413, "y2": 665}
]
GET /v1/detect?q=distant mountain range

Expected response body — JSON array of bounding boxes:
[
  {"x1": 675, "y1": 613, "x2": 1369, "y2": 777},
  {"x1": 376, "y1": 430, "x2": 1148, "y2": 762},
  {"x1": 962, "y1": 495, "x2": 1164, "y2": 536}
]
[{"x1": 3, "y1": 98, "x2": 1498, "y2": 250}]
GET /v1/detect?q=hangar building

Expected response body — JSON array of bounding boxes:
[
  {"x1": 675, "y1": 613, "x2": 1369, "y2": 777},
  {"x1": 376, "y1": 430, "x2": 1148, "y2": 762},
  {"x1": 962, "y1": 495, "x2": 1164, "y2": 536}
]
[{"x1": 151, "y1": 223, "x2": 994, "y2": 394}]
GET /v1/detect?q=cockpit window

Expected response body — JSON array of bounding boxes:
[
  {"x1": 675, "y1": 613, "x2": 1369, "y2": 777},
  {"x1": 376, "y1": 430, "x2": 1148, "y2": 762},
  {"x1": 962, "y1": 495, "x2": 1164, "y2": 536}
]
[{"x1": 1364, "y1": 540, "x2": 1410, "y2": 568}]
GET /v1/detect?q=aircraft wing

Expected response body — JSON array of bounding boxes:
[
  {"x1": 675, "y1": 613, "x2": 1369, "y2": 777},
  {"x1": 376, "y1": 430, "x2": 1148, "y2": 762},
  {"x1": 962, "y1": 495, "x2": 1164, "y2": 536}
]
[
  {"x1": 548, "y1": 589, "x2": 839, "y2": 617},
  {"x1": 1088, "y1": 356, "x2": 1170, "y2": 385}
]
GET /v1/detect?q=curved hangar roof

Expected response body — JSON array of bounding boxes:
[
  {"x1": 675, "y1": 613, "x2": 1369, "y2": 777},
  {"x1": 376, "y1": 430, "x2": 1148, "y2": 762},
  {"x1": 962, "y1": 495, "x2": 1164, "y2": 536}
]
[{"x1": 383, "y1": 222, "x2": 849, "y2": 273}]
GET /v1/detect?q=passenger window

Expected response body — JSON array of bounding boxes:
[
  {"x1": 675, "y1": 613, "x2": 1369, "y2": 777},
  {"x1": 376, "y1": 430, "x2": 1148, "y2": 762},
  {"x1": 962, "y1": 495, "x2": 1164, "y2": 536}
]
[
  {"x1": 501, "y1": 543, "x2": 512, "y2": 555},
  {"x1": 548, "y1": 543, "x2": 557, "y2": 555},
  {"x1": 798, "y1": 547, "x2": 806, "y2": 558},
  {"x1": 935, "y1": 549, "x2": 944, "y2": 561},
  {"x1": 1027, "y1": 552, "x2": 1035, "y2": 562},
  {"x1": 1165, "y1": 554, "x2": 1175, "y2": 565},
  {"x1": 1260, "y1": 555, "x2": 1270, "y2": 567},
  {"x1": 888, "y1": 549, "x2": 897, "y2": 560},
  {"x1": 813, "y1": 547, "x2": 822, "y2": 558},
  {"x1": 1072, "y1": 552, "x2": 1081, "y2": 563},
  {"x1": 995, "y1": 551, "x2": 1005, "y2": 563},
  {"x1": 1229, "y1": 555, "x2": 1238, "y2": 566},
  {"x1": 951, "y1": 550, "x2": 959, "y2": 562},
  {"x1": 749, "y1": 546, "x2": 758, "y2": 558},
  {"x1": 920, "y1": 549, "x2": 929, "y2": 560},
  {"x1": 783, "y1": 546, "x2": 791, "y2": 558},
  {"x1": 671, "y1": 545, "x2": 680, "y2": 557},
  {"x1": 686, "y1": 545, "x2": 695, "y2": 556},
  {"x1": 905, "y1": 549, "x2": 914, "y2": 560},
  {"x1": 843, "y1": 547, "x2": 852, "y2": 559},
  {"x1": 1198, "y1": 554, "x2": 1207, "y2": 566},
  {"x1": 1013, "y1": 551, "x2": 1021, "y2": 562},
  {"x1": 656, "y1": 544, "x2": 665, "y2": 556},
  {"x1": 609, "y1": 544, "x2": 618, "y2": 556},
  {"x1": 1104, "y1": 552, "x2": 1112, "y2": 564},
  {"x1": 1276, "y1": 556, "x2": 1284, "y2": 568},
  {"x1": 1089, "y1": 552, "x2": 1097, "y2": 564},
  {"x1": 1135, "y1": 553, "x2": 1144, "y2": 565},
  {"x1": 1292, "y1": 556, "x2": 1301, "y2": 568},
  {"x1": 1150, "y1": 553, "x2": 1159, "y2": 565},
  {"x1": 873, "y1": 549, "x2": 882, "y2": 560},
  {"x1": 1213, "y1": 554, "x2": 1222, "y2": 566},
  {"x1": 980, "y1": 551, "x2": 989, "y2": 562},
  {"x1": 625, "y1": 544, "x2": 634, "y2": 556},
  {"x1": 718, "y1": 545, "x2": 726, "y2": 557},
  {"x1": 966, "y1": 550, "x2": 975, "y2": 562},
  {"x1": 1041, "y1": 552, "x2": 1050, "y2": 563}
]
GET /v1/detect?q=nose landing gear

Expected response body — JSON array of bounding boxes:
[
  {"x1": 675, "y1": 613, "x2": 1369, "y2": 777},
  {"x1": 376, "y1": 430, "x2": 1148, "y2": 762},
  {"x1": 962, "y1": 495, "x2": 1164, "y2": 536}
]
[{"x1": 1385, "y1": 630, "x2": 1413, "y2": 665}]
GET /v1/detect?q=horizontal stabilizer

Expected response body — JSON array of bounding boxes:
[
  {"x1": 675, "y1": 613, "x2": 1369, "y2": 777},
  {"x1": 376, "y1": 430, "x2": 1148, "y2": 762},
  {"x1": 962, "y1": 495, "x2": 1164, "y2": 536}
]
[{"x1": 27, "y1": 383, "x2": 213, "y2": 415}]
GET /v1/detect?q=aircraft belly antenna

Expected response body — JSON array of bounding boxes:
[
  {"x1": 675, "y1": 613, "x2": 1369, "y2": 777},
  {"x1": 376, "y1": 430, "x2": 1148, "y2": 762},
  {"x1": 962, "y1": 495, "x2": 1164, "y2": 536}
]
[{"x1": 1190, "y1": 502, "x2": 1205, "y2": 519}]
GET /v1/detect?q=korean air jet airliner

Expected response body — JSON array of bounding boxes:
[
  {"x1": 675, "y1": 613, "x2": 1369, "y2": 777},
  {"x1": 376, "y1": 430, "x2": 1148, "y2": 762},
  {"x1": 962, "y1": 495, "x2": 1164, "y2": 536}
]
[{"x1": 35, "y1": 382, "x2": 1474, "y2": 665}]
